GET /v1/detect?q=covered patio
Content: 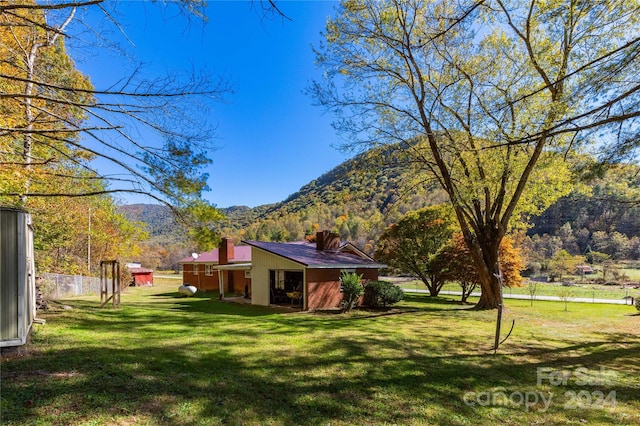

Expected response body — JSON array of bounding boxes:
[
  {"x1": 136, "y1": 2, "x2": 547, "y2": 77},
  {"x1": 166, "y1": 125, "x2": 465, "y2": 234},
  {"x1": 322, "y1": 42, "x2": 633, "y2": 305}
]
[{"x1": 215, "y1": 263, "x2": 252, "y2": 299}]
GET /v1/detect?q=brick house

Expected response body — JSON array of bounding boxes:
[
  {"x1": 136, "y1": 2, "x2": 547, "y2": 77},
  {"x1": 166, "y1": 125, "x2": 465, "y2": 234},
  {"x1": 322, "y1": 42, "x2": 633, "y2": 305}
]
[
  {"x1": 243, "y1": 231, "x2": 385, "y2": 311},
  {"x1": 179, "y1": 238, "x2": 251, "y2": 294}
]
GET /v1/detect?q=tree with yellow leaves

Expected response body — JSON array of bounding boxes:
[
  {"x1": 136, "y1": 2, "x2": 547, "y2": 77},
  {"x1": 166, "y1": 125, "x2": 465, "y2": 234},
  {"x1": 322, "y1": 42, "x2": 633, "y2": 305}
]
[
  {"x1": 433, "y1": 233, "x2": 525, "y2": 303},
  {"x1": 312, "y1": 0, "x2": 640, "y2": 309}
]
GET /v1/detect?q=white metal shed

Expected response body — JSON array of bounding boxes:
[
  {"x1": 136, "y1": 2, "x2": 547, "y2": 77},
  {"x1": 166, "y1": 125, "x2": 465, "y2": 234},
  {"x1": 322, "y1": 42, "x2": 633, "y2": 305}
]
[{"x1": 1, "y1": 208, "x2": 36, "y2": 347}]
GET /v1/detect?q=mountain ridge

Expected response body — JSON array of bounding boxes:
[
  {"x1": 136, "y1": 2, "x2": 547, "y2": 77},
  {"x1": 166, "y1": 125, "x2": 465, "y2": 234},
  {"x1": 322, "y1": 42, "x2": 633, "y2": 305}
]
[{"x1": 121, "y1": 149, "x2": 640, "y2": 259}]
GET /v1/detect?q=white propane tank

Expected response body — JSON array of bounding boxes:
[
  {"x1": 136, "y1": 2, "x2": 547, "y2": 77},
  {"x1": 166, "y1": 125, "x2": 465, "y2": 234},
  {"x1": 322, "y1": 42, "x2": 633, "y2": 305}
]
[{"x1": 178, "y1": 284, "x2": 197, "y2": 297}]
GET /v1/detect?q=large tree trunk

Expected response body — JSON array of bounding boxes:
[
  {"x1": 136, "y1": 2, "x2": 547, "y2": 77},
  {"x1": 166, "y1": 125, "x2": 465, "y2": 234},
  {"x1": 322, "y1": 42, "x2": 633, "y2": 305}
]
[
  {"x1": 427, "y1": 281, "x2": 441, "y2": 297},
  {"x1": 474, "y1": 274, "x2": 501, "y2": 309},
  {"x1": 465, "y1": 225, "x2": 504, "y2": 310}
]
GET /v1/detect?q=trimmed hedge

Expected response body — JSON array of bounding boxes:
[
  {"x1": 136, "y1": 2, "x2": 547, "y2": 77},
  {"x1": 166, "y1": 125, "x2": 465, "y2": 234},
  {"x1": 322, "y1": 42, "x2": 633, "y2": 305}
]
[{"x1": 363, "y1": 280, "x2": 404, "y2": 308}]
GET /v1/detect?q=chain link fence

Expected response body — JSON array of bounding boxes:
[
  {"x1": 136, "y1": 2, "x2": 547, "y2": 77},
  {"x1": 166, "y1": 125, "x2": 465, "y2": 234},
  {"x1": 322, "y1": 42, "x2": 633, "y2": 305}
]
[{"x1": 39, "y1": 273, "x2": 101, "y2": 299}]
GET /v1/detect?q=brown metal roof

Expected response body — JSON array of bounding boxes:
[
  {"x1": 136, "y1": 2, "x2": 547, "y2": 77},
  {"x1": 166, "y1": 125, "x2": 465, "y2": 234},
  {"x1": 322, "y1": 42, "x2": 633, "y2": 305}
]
[
  {"x1": 242, "y1": 240, "x2": 385, "y2": 269},
  {"x1": 179, "y1": 245, "x2": 252, "y2": 264}
]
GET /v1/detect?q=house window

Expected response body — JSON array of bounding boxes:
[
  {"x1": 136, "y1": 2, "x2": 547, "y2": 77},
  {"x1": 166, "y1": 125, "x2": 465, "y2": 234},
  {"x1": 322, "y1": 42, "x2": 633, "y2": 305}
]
[
  {"x1": 205, "y1": 264, "x2": 214, "y2": 276},
  {"x1": 193, "y1": 264, "x2": 198, "y2": 275}
]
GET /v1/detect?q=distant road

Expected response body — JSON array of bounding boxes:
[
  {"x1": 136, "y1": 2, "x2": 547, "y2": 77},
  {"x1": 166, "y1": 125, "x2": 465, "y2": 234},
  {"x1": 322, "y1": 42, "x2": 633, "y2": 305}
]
[{"x1": 403, "y1": 288, "x2": 635, "y2": 305}]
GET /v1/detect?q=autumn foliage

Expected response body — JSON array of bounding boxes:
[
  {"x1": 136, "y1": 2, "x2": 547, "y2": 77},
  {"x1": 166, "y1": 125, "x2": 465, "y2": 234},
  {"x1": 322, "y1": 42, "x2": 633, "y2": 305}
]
[
  {"x1": 375, "y1": 205, "x2": 455, "y2": 296},
  {"x1": 433, "y1": 233, "x2": 525, "y2": 302}
]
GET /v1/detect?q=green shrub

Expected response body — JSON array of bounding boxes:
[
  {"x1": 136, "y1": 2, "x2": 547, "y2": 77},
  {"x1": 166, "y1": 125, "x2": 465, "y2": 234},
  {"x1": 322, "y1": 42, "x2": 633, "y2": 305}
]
[
  {"x1": 363, "y1": 280, "x2": 404, "y2": 308},
  {"x1": 635, "y1": 297, "x2": 640, "y2": 312},
  {"x1": 340, "y1": 272, "x2": 364, "y2": 312}
]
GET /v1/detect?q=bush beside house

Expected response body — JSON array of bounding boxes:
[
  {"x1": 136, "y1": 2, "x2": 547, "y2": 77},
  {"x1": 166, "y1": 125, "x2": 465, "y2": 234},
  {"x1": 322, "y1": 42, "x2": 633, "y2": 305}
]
[
  {"x1": 363, "y1": 280, "x2": 404, "y2": 308},
  {"x1": 340, "y1": 272, "x2": 364, "y2": 312}
]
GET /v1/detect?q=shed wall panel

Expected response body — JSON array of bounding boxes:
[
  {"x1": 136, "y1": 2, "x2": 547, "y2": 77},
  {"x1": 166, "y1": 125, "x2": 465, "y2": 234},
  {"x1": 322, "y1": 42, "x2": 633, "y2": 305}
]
[
  {"x1": 0, "y1": 209, "x2": 35, "y2": 347},
  {"x1": 133, "y1": 272, "x2": 153, "y2": 286},
  {"x1": 0, "y1": 210, "x2": 19, "y2": 341}
]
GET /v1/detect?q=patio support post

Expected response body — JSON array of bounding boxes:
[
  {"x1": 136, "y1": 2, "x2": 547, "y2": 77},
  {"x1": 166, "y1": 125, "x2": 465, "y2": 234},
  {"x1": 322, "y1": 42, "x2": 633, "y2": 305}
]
[{"x1": 218, "y1": 269, "x2": 224, "y2": 300}]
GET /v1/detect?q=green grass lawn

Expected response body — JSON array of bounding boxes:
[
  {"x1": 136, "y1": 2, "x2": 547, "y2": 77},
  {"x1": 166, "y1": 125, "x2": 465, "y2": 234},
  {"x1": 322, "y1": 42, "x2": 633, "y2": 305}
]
[
  {"x1": 399, "y1": 279, "x2": 640, "y2": 301},
  {"x1": 618, "y1": 265, "x2": 640, "y2": 281},
  {"x1": 1, "y1": 279, "x2": 639, "y2": 425},
  {"x1": 503, "y1": 282, "x2": 639, "y2": 301}
]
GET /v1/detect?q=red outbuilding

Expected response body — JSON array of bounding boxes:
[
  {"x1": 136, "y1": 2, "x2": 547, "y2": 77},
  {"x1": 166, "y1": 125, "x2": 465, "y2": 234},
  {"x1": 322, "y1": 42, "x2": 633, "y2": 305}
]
[{"x1": 126, "y1": 262, "x2": 154, "y2": 286}]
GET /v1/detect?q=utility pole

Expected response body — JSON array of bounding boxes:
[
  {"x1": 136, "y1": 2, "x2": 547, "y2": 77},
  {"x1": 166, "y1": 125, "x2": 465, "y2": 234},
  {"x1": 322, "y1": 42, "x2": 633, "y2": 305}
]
[
  {"x1": 87, "y1": 208, "x2": 91, "y2": 275},
  {"x1": 493, "y1": 267, "x2": 504, "y2": 354}
]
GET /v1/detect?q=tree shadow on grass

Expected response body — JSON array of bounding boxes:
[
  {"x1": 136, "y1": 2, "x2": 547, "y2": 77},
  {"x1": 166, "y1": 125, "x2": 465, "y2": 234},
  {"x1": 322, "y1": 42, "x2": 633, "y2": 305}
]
[
  {"x1": 3, "y1": 327, "x2": 639, "y2": 426},
  {"x1": 144, "y1": 290, "x2": 288, "y2": 317},
  {"x1": 148, "y1": 289, "x2": 471, "y2": 318},
  {"x1": 171, "y1": 298, "x2": 293, "y2": 317},
  {"x1": 402, "y1": 293, "x2": 470, "y2": 306},
  {"x1": 3, "y1": 291, "x2": 639, "y2": 425}
]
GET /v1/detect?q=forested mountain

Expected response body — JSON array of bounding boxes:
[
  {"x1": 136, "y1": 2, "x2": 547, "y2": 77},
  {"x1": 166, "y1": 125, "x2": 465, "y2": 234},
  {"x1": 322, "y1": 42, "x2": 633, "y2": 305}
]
[
  {"x1": 123, "y1": 150, "x2": 640, "y2": 266},
  {"x1": 213, "y1": 149, "x2": 448, "y2": 252},
  {"x1": 529, "y1": 165, "x2": 640, "y2": 238},
  {"x1": 120, "y1": 204, "x2": 182, "y2": 243},
  {"x1": 526, "y1": 164, "x2": 640, "y2": 261}
]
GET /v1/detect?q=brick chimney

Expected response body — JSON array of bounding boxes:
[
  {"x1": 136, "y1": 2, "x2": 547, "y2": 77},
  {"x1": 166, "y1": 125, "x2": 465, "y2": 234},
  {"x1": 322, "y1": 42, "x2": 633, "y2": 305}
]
[
  {"x1": 316, "y1": 230, "x2": 340, "y2": 251},
  {"x1": 219, "y1": 237, "x2": 234, "y2": 265}
]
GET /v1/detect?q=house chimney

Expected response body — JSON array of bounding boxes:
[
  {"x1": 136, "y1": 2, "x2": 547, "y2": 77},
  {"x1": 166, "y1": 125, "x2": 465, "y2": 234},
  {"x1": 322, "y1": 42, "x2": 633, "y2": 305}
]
[
  {"x1": 316, "y1": 231, "x2": 325, "y2": 251},
  {"x1": 219, "y1": 238, "x2": 234, "y2": 265},
  {"x1": 316, "y1": 230, "x2": 340, "y2": 251}
]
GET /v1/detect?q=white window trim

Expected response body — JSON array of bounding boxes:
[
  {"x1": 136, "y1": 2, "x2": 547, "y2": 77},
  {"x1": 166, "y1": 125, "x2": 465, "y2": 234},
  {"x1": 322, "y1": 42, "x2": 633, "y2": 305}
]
[{"x1": 205, "y1": 264, "x2": 214, "y2": 276}]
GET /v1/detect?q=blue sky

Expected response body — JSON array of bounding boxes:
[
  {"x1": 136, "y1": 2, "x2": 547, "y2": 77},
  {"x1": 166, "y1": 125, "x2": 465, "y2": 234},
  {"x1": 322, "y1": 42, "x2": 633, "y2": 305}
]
[{"x1": 73, "y1": 1, "x2": 345, "y2": 208}]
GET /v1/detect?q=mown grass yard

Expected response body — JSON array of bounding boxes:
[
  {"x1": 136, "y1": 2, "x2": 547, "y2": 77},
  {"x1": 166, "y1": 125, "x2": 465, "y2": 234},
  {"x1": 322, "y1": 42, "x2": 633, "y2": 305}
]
[
  {"x1": 399, "y1": 279, "x2": 640, "y2": 301},
  {"x1": 1, "y1": 279, "x2": 639, "y2": 425}
]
